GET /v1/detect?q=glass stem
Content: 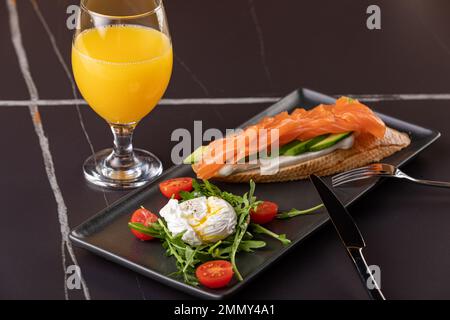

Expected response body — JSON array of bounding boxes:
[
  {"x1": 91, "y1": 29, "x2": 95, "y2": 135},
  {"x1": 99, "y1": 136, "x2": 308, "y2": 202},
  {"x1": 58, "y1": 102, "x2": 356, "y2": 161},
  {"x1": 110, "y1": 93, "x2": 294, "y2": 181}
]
[{"x1": 108, "y1": 123, "x2": 137, "y2": 170}]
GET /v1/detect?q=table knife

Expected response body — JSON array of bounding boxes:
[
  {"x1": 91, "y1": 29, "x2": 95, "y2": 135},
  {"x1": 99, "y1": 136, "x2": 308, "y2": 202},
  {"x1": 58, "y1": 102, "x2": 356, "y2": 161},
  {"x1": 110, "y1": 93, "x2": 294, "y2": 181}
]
[{"x1": 310, "y1": 174, "x2": 386, "y2": 300}]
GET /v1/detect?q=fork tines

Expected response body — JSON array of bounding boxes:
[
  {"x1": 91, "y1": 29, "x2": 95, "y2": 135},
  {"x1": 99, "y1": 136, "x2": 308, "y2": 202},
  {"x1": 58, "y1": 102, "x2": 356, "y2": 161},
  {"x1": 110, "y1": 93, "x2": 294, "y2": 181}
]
[{"x1": 332, "y1": 164, "x2": 390, "y2": 187}]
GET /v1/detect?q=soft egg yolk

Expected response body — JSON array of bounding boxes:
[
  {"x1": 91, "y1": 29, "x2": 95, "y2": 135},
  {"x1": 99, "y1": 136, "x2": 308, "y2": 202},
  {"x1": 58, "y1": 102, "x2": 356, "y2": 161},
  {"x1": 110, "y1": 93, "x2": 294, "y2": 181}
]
[{"x1": 191, "y1": 202, "x2": 224, "y2": 242}]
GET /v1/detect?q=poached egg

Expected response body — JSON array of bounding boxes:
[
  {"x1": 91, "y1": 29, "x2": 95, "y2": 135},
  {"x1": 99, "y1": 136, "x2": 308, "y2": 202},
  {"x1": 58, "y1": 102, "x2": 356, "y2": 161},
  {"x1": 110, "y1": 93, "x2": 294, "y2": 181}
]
[{"x1": 159, "y1": 196, "x2": 237, "y2": 246}]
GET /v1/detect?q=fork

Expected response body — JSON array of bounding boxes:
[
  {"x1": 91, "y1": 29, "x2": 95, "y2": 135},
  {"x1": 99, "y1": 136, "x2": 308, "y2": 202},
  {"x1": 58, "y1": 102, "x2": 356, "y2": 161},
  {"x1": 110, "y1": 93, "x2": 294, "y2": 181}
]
[{"x1": 332, "y1": 163, "x2": 450, "y2": 188}]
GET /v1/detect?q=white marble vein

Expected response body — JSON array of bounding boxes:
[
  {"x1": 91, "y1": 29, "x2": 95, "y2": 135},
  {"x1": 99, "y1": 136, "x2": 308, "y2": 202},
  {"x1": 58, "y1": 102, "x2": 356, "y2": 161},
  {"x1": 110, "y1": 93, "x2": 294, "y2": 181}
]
[
  {"x1": 248, "y1": 0, "x2": 272, "y2": 87},
  {"x1": 30, "y1": 0, "x2": 109, "y2": 207},
  {"x1": 135, "y1": 275, "x2": 147, "y2": 300},
  {"x1": 0, "y1": 97, "x2": 281, "y2": 106},
  {"x1": 6, "y1": 0, "x2": 90, "y2": 300},
  {"x1": 175, "y1": 55, "x2": 210, "y2": 96},
  {"x1": 31, "y1": 1, "x2": 151, "y2": 298},
  {"x1": 2, "y1": 93, "x2": 450, "y2": 108}
]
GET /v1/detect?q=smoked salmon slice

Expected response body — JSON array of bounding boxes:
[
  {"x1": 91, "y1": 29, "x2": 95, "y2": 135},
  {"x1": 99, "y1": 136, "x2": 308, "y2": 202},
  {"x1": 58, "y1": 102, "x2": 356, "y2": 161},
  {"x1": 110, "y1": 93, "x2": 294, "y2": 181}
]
[{"x1": 193, "y1": 97, "x2": 386, "y2": 180}]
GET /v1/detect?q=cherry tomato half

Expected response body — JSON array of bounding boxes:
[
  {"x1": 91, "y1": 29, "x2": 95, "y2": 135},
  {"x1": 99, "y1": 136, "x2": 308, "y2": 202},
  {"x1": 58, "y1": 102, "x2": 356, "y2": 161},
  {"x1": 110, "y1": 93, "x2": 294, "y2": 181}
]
[
  {"x1": 195, "y1": 260, "x2": 234, "y2": 289},
  {"x1": 159, "y1": 177, "x2": 193, "y2": 200},
  {"x1": 130, "y1": 208, "x2": 158, "y2": 241},
  {"x1": 250, "y1": 201, "x2": 278, "y2": 224}
]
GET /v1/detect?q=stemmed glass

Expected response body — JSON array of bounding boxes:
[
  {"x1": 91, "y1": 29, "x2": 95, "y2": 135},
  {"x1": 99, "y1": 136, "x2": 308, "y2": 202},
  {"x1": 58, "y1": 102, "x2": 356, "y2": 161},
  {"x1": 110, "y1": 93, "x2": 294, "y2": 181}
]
[{"x1": 72, "y1": 0, "x2": 172, "y2": 189}]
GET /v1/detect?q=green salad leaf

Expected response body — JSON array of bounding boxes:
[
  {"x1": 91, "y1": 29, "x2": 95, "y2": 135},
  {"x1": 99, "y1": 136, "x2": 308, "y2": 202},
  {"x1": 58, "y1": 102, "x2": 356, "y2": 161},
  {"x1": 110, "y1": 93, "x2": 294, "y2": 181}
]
[
  {"x1": 129, "y1": 179, "x2": 322, "y2": 286},
  {"x1": 251, "y1": 223, "x2": 291, "y2": 246},
  {"x1": 276, "y1": 204, "x2": 324, "y2": 219}
]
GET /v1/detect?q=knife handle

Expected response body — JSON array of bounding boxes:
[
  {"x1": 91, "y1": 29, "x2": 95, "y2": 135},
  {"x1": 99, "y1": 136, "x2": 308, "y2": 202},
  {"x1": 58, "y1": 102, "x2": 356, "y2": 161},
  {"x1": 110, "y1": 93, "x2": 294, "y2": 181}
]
[{"x1": 348, "y1": 247, "x2": 386, "y2": 300}]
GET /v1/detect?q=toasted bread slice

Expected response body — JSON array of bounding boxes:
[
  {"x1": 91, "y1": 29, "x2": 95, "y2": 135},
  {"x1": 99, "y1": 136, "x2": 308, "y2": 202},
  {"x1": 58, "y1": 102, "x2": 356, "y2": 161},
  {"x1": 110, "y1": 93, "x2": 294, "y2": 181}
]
[{"x1": 199, "y1": 127, "x2": 410, "y2": 183}]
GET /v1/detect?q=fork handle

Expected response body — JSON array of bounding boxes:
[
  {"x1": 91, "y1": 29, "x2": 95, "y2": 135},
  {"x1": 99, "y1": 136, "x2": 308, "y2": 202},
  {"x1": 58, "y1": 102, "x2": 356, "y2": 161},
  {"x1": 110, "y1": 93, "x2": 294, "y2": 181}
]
[{"x1": 403, "y1": 176, "x2": 450, "y2": 188}]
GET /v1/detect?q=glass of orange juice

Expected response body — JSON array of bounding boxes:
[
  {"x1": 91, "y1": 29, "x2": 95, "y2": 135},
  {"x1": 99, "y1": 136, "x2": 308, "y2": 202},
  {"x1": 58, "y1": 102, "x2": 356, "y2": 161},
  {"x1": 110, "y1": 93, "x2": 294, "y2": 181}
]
[{"x1": 72, "y1": 0, "x2": 173, "y2": 189}]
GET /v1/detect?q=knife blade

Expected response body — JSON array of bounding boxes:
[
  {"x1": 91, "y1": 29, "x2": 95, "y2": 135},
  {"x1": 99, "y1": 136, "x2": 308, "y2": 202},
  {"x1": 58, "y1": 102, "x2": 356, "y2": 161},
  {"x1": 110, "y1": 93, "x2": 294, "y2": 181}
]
[{"x1": 310, "y1": 174, "x2": 386, "y2": 300}]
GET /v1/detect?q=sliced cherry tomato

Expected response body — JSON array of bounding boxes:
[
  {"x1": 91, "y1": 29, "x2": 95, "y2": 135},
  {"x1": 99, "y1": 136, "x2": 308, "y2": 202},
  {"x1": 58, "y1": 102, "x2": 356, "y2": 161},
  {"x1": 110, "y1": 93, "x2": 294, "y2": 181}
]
[
  {"x1": 250, "y1": 201, "x2": 278, "y2": 224},
  {"x1": 159, "y1": 177, "x2": 193, "y2": 200},
  {"x1": 195, "y1": 260, "x2": 234, "y2": 289},
  {"x1": 129, "y1": 208, "x2": 158, "y2": 241}
]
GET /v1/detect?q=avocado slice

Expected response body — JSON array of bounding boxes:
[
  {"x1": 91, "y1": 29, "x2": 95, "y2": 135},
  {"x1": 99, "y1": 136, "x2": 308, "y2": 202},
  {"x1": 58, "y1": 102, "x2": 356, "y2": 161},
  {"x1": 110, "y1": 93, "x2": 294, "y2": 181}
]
[
  {"x1": 281, "y1": 135, "x2": 328, "y2": 156},
  {"x1": 308, "y1": 132, "x2": 352, "y2": 152},
  {"x1": 279, "y1": 140, "x2": 303, "y2": 155},
  {"x1": 183, "y1": 146, "x2": 207, "y2": 164}
]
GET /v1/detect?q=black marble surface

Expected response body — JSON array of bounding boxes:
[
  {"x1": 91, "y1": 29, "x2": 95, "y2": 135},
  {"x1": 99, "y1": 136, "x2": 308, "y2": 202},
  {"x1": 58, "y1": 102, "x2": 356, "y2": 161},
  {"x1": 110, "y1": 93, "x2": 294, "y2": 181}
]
[{"x1": 1, "y1": 0, "x2": 450, "y2": 299}]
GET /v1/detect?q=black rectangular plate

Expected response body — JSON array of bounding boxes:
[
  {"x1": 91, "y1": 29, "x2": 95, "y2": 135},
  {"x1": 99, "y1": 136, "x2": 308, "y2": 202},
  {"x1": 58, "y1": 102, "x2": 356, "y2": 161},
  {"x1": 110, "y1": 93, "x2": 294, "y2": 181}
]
[{"x1": 70, "y1": 88, "x2": 440, "y2": 299}]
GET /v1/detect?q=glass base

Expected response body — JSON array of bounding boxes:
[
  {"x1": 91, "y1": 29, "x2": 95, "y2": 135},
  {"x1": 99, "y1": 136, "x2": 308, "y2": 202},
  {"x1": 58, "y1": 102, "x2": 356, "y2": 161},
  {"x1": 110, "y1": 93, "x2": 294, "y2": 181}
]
[{"x1": 83, "y1": 148, "x2": 163, "y2": 189}]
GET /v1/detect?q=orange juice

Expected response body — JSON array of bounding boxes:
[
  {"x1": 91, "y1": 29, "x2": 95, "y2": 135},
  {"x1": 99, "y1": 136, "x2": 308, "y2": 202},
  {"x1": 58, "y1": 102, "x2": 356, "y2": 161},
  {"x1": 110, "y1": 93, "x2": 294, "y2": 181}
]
[{"x1": 72, "y1": 25, "x2": 173, "y2": 124}]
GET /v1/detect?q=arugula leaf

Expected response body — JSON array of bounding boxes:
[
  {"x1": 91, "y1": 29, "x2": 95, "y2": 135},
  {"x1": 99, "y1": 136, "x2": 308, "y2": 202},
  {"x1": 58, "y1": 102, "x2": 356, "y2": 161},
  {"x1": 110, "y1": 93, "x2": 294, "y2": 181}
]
[
  {"x1": 203, "y1": 180, "x2": 222, "y2": 196},
  {"x1": 229, "y1": 180, "x2": 258, "y2": 281},
  {"x1": 128, "y1": 222, "x2": 162, "y2": 239},
  {"x1": 251, "y1": 223, "x2": 291, "y2": 246},
  {"x1": 179, "y1": 190, "x2": 196, "y2": 201},
  {"x1": 238, "y1": 240, "x2": 266, "y2": 252},
  {"x1": 276, "y1": 204, "x2": 324, "y2": 219},
  {"x1": 128, "y1": 179, "x2": 310, "y2": 286}
]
